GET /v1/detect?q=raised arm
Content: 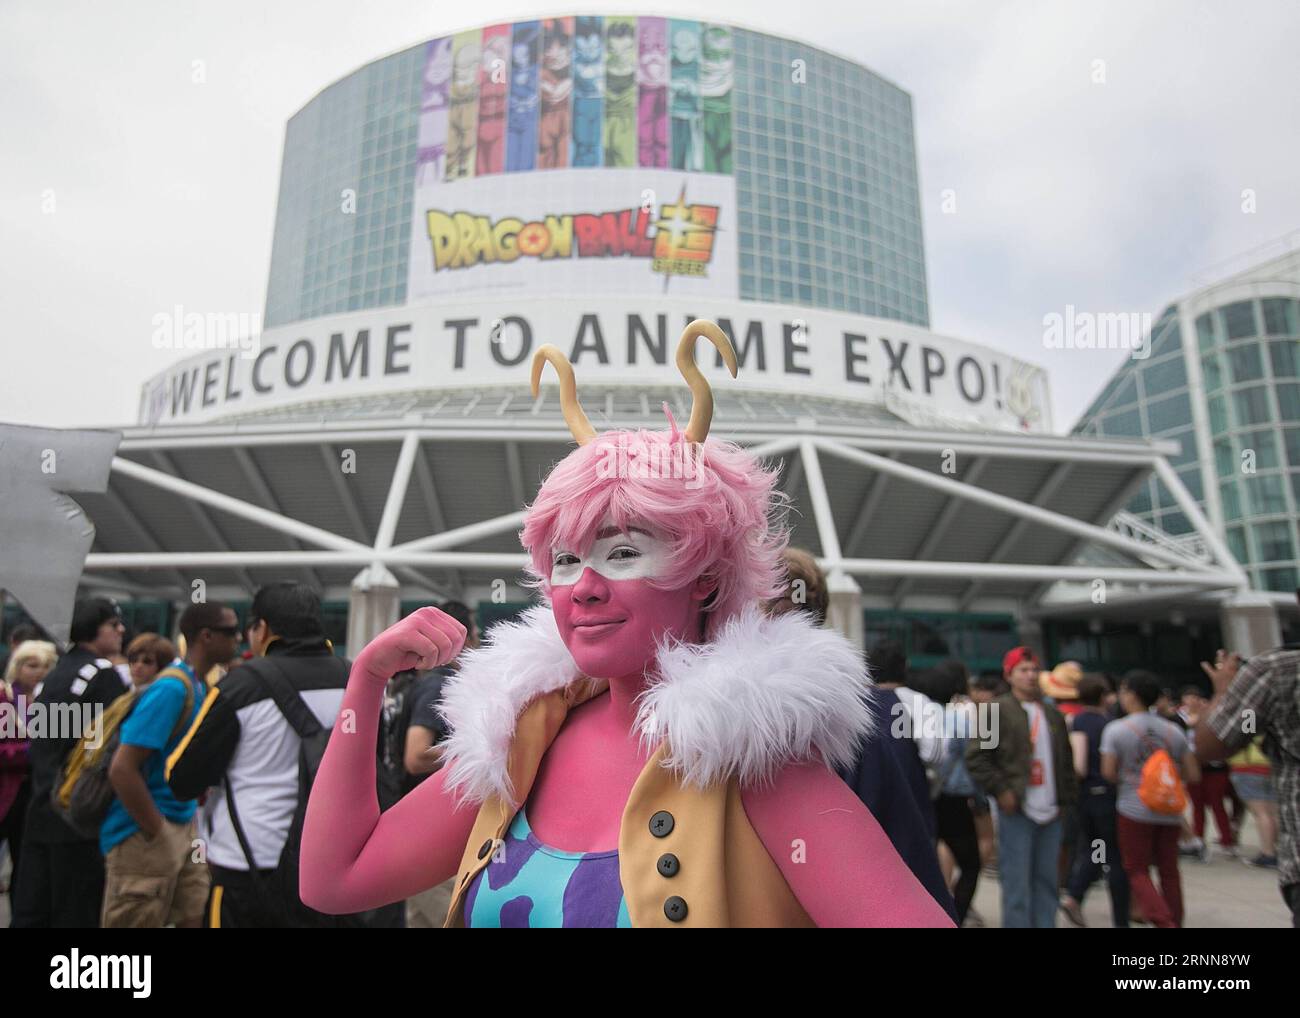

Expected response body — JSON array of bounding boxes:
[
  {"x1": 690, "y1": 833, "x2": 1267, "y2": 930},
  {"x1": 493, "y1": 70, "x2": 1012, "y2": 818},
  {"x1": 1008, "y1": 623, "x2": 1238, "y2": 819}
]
[
  {"x1": 300, "y1": 607, "x2": 474, "y2": 914},
  {"x1": 742, "y1": 760, "x2": 955, "y2": 928}
]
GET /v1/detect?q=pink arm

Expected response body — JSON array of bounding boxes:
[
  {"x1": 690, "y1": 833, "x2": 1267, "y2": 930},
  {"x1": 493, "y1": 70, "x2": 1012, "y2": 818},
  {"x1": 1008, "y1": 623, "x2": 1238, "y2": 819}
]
[
  {"x1": 742, "y1": 761, "x2": 955, "y2": 928},
  {"x1": 300, "y1": 610, "x2": 475, "y2": 914}
]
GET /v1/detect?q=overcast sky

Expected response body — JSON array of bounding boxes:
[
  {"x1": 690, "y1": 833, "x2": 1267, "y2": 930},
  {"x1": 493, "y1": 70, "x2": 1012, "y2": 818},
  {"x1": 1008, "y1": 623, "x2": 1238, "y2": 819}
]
[{"x1": 2, "y1": 0, "x2": 1297, "y2": 435}]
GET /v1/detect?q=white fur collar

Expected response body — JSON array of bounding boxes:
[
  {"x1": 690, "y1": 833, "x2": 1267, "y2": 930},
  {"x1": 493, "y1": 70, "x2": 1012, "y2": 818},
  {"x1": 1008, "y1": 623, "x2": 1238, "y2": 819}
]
[{"x1": 437, "y1": 604, "x2": 874, "y2": 806}]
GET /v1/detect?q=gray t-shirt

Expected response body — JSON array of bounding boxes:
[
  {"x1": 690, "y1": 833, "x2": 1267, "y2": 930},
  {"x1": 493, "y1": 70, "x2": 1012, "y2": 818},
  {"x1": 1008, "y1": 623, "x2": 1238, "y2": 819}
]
[{"x1": 1100, "y1": 712, "x2": 1190, "y2": 825}]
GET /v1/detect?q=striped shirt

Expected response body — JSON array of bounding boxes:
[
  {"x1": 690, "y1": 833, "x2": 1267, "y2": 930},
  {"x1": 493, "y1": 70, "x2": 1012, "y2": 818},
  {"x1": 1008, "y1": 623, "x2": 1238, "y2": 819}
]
[{"x1": 1206, "y1": 649, "x2": 1300, "y2": 886}]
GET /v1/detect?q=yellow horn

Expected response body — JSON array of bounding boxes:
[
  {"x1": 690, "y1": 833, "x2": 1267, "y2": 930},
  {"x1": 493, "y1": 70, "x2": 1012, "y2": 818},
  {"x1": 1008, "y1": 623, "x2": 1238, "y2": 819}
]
[
  {"x1": 531, "y1": 345, "x2": 597, "y2": 446},
  {"x1": 676, "y1": 320, "x2": 738, "y2": 443}
]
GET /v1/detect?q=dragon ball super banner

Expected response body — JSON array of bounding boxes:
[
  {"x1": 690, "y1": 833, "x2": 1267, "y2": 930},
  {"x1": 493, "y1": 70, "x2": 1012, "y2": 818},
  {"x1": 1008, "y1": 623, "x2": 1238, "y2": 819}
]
[
  {"x1": 409, "y1": 17, "x2": 737, "y2": 302},
  {"x1": 418, "y1": 18, "x2": 731, "y2": 179},
  {"x1": 406, "y1": 167, "x2": 738, "y2": 300}
]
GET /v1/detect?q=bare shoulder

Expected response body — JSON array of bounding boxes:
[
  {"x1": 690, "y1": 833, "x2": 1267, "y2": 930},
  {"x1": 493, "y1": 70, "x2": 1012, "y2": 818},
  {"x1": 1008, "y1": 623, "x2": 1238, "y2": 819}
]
[{"x1": 741, "y1": 758, "x2": 866, "y2": 824}]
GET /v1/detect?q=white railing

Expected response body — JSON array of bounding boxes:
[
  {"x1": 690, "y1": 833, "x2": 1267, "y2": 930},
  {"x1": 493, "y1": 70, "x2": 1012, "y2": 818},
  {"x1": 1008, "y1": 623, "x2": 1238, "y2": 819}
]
[{"x1": 1109, "y1": 510, "x2": 1212, "y2": 564}]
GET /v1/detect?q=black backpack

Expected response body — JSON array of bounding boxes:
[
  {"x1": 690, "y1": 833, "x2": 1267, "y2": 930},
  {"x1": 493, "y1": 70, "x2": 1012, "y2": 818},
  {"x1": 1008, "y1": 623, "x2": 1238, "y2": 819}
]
[{"x1": 223, "y1": 657, "x2": 390, "y2": 928}]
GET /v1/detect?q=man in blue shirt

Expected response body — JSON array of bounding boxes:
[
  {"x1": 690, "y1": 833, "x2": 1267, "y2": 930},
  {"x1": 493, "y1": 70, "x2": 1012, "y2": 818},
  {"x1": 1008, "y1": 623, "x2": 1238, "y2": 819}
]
[{"x1": 101, "y1": 601, "x2": 239, "y2": 927}]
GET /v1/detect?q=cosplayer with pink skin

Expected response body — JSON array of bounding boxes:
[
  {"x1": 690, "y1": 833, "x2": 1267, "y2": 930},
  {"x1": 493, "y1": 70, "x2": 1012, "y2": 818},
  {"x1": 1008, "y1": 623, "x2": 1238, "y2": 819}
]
[{"x1": 301, "y1": 321, "x2": 952, "y2": 927}]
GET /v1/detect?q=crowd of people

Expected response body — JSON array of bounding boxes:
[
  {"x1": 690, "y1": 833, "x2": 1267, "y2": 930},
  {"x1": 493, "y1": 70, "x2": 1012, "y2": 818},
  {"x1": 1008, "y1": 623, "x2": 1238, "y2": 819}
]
[
  {"x1": 855, "y1": 630, "x2": 1298, "y2": 930},
  {"x1": 0, "y1": 587, "x2": 480, "y2": 928},
  {"x1": 1, "y1": 571, "x2": 1296, "y2": 928}
]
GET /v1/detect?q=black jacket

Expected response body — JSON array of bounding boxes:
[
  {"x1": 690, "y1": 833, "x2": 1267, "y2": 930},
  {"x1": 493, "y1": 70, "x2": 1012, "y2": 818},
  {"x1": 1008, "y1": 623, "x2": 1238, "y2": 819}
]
[
  {"x1": 24, "y1": 646, "x2": 128, "y2": 844},
  {"x1": 167, "y1": 636, "x2": 349, "y2": 871},
  {"x1": 965, "y1": 693, "x2": 1078, "y2": 811}
]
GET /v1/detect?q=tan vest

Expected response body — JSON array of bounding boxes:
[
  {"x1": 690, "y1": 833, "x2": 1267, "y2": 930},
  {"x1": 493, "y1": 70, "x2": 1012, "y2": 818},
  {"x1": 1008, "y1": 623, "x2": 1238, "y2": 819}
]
[{"x1": 444, "y1": 681, "x2": 813, "y2": 928}]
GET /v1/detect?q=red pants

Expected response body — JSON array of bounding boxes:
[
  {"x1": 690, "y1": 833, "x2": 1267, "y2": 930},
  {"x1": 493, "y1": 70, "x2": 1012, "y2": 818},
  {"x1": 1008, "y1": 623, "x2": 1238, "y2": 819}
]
[
  {"x1": 1117, "y1": 815, "x2": 1183, "y2": 928},
  {"x1": 1190, "y1": 770, "x2": 1236, "y2": 847}
]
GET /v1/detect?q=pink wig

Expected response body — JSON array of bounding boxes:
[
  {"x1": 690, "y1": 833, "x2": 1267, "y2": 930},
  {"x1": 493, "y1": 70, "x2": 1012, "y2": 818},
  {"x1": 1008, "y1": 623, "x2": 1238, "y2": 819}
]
[{"x1": 520, "y1": 424, "x2": 788, "y2": 632}]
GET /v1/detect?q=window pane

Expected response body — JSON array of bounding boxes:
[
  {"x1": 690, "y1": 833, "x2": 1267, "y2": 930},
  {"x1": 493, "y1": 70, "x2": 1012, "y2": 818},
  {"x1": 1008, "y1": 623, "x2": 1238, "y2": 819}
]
[
  {"x1": 1226, "y1": 526, "x2": 1249, "y2": 564},
  {"x1": 1215, "y1": 438, "x2": 1235, "y2": 478},
  {"x1": 1201, "y1": 353, "x2": 1224, "y2": 392},
  {"x1": 1209, "y1": 394, "x2": 1229, "y2": 432},
  {"x1": 1160, "y1": 510, "x2": 1191, "y2": 535},
  {"x1": 1128, "y1": 482, "x2": 1152, "y2": 514},
  {"x1": 1147, "y1": 392, "x2": 1192, "y2": 433},
  {"x1": 1220, "y1": 301, "x2": 1257, "y2": 340},
  {"x1": 1232, "y1": 386, "x2": 1271, "y2": 425},
  {"x1": 1167, "y1": 428, "x2": 1197, "y2": 466},
  {"x1": 1254, "y1": 520, "x2": 1295, "y2": 561},
  {"x1": 1141, "y1": 356, "x2": 1186, "y2": 396},
  {"x1": 1196, "y1": 312, "x2": 1216, "y2": 350},
  {"x1": 1220, "y1": 481, "x2": 1242, "y2": 521},
  {"x1": 1262, "y1": 297, "x2": 1298, "y2": 336},
  {"x1": 1102, "y1": 407, "x2": 1142, "y2": 437},
  {"x1": 1262, "y1": 567, "x2": 1298, "y2": 593},
  {"x1": 1271, "y1": 341, "x2": 1300, "y2": 378},
  {"x1": 1176, "y1": 467, "x2": 1203, "y2": 501},
  {"x1": 1109, "y1": 373, "x2": 1138, "y2": 409},
  {"x1": 1286, "y1": 427, "x2": 1300, "y2": 466},
  {"x1": 1279, "y1": 383, "x2": 1300, "y2": 421},
  {"x1": 1241, "y1": 429, "x2": 1280, "y2": 470},
  {"x1": 1227, "y1": 343, "x2": 1265, "y2": 383},
  {"x1": 1149, "y1": 319, "x2": 1182, "y2": 357},
  {"x1": 1244, "y1": 474, "x2": 1287, "y2": 514}
]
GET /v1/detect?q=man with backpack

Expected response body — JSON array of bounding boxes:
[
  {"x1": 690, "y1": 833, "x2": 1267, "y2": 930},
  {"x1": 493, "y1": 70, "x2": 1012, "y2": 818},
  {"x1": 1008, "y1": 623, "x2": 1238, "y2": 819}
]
[
  {"x1": 1100, "y1": 669, "x2": 1201, "y2": 929},
  {"x1": 167, "y1": 582, "x2": 356, "y2": 927},
  {"x1": 12, "y1": 598, "x2": 128, "y2": 927},
  {"x1": 99, "y1": 601, "x2": 237, "y2": 927}
]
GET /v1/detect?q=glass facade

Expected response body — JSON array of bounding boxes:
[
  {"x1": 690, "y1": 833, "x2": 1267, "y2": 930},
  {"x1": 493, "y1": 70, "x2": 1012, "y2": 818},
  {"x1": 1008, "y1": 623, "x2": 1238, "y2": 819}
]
[
  {"x1": 264, "y1": 43, "x2": 425, "y2": 329},
  {"x1": 1074, "y1": 294, "x2": 1300, "y2": 594},
  {"x1": 263, "y1": 21, "x2": 929, "y2": 329},
  {"x1": 862, "y1": 611, "x2": 1017, "y2": 674},
  {"x1": 731, "y1": 29, "x2": 928, "y2": 322}
]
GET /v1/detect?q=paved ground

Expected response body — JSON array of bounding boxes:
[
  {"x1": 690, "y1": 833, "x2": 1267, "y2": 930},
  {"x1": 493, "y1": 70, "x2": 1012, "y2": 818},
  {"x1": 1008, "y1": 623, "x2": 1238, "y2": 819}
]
[
  {"x1": 1, "y1": 817, "x2": 1290, "y2": 928},
  {"x1": 967, "y1": 814, "x2": 1291, "y2": 929}
]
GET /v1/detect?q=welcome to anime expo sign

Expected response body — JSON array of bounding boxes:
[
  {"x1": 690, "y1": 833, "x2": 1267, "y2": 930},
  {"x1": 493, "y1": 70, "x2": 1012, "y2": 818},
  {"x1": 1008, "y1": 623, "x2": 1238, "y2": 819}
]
[{"x1": 138, "y1": 297, "x2": 1051, "y2": 433}]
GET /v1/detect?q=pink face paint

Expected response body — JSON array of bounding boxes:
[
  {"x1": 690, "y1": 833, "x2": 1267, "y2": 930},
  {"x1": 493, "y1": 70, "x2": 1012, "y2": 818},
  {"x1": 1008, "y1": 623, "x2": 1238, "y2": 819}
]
[{"x1": 550, "y1": 527, "x2": 699, "y2": 680}]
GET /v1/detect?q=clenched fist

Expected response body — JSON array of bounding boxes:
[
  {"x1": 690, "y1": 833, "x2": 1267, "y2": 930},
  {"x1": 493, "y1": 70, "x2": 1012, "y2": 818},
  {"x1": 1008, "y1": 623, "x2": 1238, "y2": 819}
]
[{"x1": 356, "y1": 606, "x2": 467, "y2": 683}]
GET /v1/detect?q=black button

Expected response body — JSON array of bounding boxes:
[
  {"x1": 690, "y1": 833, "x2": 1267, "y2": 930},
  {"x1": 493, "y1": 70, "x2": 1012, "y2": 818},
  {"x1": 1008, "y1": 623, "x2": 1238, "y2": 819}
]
[
  {"x1": 477, "y1": 839, "x2": 494, "y2": 860},
  {"x1": 649, "y1": 811, "x2": 675, "y2": 838},
  {"x1": 664, "y1": 896, "x2": 688, "y2": 922},
  {"x1": 657, "y1": 853, "x2": 679, "y2": 877}
]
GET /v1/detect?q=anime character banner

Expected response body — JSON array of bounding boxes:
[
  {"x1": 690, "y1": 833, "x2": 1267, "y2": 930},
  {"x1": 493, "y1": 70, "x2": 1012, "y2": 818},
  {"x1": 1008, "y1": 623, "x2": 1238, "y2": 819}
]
[
  {"x1": 477, "y1": 24, "x2": 511, "y2": 177},
  {"x1": 669, "y1": 20, "x2": 702, "y2": 172},
  {"x1": 415, "y1": 37, "x2": 452, "y2": 186},
  {"x1": 603, "y1": 17, "x2": 637, "y2": 167},
  {"x1": 538, "y1": 17, "x2": 573, "y2": 169},
  {"x1": 571, "y1": 16, "x2": 605, "y2": 167},
  {"x1": 637, "y1": 17, "x2": 668, "y2": 169},
  {"x1": 407, "y1": 167, "x2": 738, "y2": 301},
  {"x1": 426, "y1": 17, "x2": 730, "y2": 181},
  {"x1": 700, "y1": 24, "x2": 733, "y2": 174},
  {"x1": 445, "y1": 30, "x2": 481, "y2": 181},
  {"x1": 410, "y1": 18, "x2": 736, "y2": 301},
  {"x1": 506, "y1": 21, "x2": 541, "y2": 172}
]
